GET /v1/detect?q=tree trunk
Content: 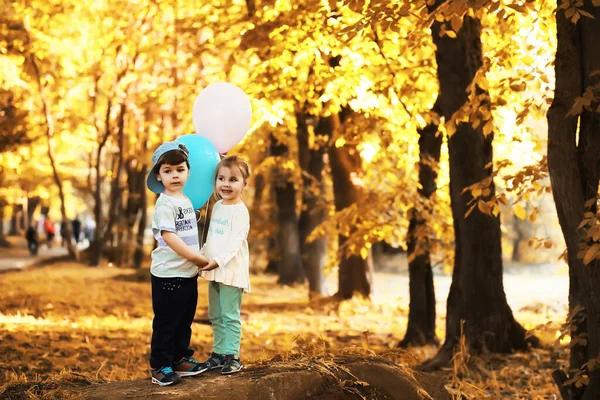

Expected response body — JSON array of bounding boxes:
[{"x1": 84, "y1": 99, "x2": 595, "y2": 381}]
[
  {"x1": 26, "y1": 196, "x2": 40, "y2": 226},
  {"x1": 327, "y1": 113, "x2": 373, "y2": 299},
  {"x1": 422, "y1": 12, "x2": 528, "y2": 369},
  {"x1": 511, "y1": 214, "x2": 524, "y2": 263},
  {"x1": 132, "y1": 165, "x2": 148, "y2": 269},
  {"x1": 265, "y1": 237, "x2": 280, "y2": 275},
  {"x1": 400, "y1": 119, "x2": 442, "y2": 347},
  {"x1": 547, "y1": 3, "x2": 600, "y2": 399},
  {"x1": 88, "y1": 145, "x2": 105, "y2": 266},
  {"x1": 9, "y1": 204, "x2": 21, "y2": 235},
  {"x1": 28, "y1": 54, "x2": 78, "y2": 260},
  {"x1": 298, "y1": 112, "x2": 328, "y2": 297},
  {"x1": 252, "y1": 169, "x2": 279, "y2": 275},
  {"x1": 271, "y1": 136, "x2": 305, "y2": 285},
  {"x1": 121, "y1": 158, "x2": 144, "y2": 267},
  {"x1": 0, "y1": 199, "x2": 9, "y2": 247},
  {"x1": 90, "y1": 103, "x2": 127, "y2": 266}
]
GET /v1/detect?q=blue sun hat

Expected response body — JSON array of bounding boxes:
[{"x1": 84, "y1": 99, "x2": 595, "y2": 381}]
[{"x1": 146, "y1": 141, "x2": 189, "y2": 194}]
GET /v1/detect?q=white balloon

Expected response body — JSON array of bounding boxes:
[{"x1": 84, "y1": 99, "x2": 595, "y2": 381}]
[{"x1": 192, "y1": 82, "x2": 252, "y2": 153}]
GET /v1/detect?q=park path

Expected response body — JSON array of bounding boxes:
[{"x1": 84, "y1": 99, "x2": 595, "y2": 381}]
[{"x1": 0, "y1": 236, "x2": 74, "y2": 273}]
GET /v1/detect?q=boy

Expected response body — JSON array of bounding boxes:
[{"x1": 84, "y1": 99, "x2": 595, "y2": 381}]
[{"x1": 146, "y1": 141, "x2": 209, "y2": 386}]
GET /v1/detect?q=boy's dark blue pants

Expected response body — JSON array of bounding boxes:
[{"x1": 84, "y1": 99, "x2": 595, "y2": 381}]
[{"x1": 150, "y1": 274, "x2": 198, "y2": 369}]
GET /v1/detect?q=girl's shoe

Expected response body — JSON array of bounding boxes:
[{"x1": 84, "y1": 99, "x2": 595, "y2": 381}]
[
  {"x1": 151, "y1": 366, "x2": 182, "y2": 386},
  {"x1": 198, "y1": 352, "x2": 226, "y2": 371},
  {"x1": 173, "y1": 357, "x2": 208, "y2": 376},
  {"x1": 221, "y1": 355, "x2": 244, "y2": 375}
]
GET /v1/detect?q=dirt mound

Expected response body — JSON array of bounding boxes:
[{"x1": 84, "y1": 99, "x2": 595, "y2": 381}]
[{"x1": 73, "y1": 356, "x2": 450, "y2": 400}]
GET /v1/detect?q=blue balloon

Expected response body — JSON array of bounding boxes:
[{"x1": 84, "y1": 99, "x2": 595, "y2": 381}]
[{"x1": 176, "y1": 134, "x2": 220, "y2": 209}]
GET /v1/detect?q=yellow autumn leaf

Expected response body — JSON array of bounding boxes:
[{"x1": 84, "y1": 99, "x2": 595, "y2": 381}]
[
  {"x1": 450, "y1": 16, "x2": 463, "y2": 33},
  {"x1": 529, "y1": 211, "x2": 537, "y2": 223},
  {"x1": 514, "y1": 204, "x2": 527, "y2": 220},
  {"x1": 360, "y1": 247, "x2": 368, "y2": 260},
  {"x1": 583, "y1": 244, "x2": 600, "y2": 265},
  {"x1": 446, "y1": 121, "x2": 456, "y2": 136}
]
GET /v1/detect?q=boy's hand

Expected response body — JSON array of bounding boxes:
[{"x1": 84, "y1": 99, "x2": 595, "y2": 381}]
[
  {"x1": 199, "y1": 259, "x2": 219, "y2": 271},
  {"x1": 192, "y1": 253, "x2": 209, "y2": 267}
]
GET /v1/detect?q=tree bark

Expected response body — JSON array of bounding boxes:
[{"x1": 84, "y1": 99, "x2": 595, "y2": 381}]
[
  {"x1": 9, "y1": 204, "x2": 21, "y2": 235},
  {"x1": 422, "y1": 12, "x2": 528, "y2": 369},
  {"x1": 0, "y1": 199, "x2": 9, "y2": 247},
  {"x1": 121, "y1": 157, "x2": 145, "y2": 267},
  {"x1": 270, "y1": 136, "x2": 305, "y2": 285},
  {"x1": 298, "y1": 112, "x2": 328, "y2": 297},
  {"x1": 90, "y1": 103, "x2": 127, "y2": 266},
  {"x1": 26, "y1": 196, "x2": 40, "y2": 226},
  {"x1": 264, "y1": 237, "x2": 280, "y2": 275},
  {"x1": 547, "y1": 3, "x2": 600, "y2": 399},
  {"x1": 400, "y1": 119, "x2": 442, "y2": 347},
  {"x1": 327, "y1": 113, "x2": 373, "y2": 299},
  {"x1": 132, "y1": 164, "x2": 148, "y2": 269}
]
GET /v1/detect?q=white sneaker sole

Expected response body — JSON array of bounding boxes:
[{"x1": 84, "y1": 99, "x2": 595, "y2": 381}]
[
  {"x1": 222, "y1": 364, "x2": 244, "y2": 375},
  {"x1": 151, "y1": 377, "x2": 179, "y2": 386}
]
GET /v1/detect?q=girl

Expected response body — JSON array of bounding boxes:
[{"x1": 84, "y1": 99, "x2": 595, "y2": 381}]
[{"x1": 199, "y1": 155, "x2": 251, "y2": 374}]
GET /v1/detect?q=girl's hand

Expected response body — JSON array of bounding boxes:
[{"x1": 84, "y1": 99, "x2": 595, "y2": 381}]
[
  {"x1": 200, "y1": 259, "x2": 219, "y2": 271},
  {"x1": 191, "y1": 253, "x2": 209, "y2": 267}
]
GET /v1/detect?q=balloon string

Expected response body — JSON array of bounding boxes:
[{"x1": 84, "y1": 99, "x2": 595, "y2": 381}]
[{"x1": 199, "y1": 200, "x2": 211, "y2": 248}]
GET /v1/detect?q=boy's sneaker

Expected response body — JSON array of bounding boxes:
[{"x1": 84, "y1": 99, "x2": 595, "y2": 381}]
[
  {"x1": 173, "y1": 357, "x2": 208, "y2": 377},
  {"x1": 221, "y1": 355, "x2": 244, "y2": 375},
  {"x1": 198, "y1": 352, "x2": 226, "y2": 371},
  {"x1": 151, "y1": 366, "x2": 181, "y2": 386}
]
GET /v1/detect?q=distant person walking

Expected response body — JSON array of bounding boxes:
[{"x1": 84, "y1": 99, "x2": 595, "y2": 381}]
[
  {"x1": 25, "y1": 221, "x2": 38, "y2": 255},
  {"x1": 72, "y1": 216, "x2": 81, "y2": 243},
  {"x1": 43, "y1": 217, "x2": 55, "y2": 247},
  {"x1": 83, "y1": 216, "x2": 95, "y2": 243},
  {"x1": 60, "y1": 220, "x2": 69, "y2": 247}
]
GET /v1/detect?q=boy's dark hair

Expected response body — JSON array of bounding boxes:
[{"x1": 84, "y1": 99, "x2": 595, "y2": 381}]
[{"x1": 155, "y1": 144, "x2": 190, "y2": 172}]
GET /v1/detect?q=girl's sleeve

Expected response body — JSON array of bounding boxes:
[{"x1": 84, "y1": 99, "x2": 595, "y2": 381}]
[{"x1": 213, "y1": 207, "x2": 250, "y2": 268}]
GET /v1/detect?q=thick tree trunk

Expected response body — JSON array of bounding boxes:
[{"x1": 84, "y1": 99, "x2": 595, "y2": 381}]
[
  {"x1": 400, "y1": 120, "x2": 442, "y2": 347},
  {"x1": 298, "y1": 112, "x2": 328, "y2": 297},
  {"x1": 327, "y1": 113, "x2": 373, "y2": 299},
  {"x1": 422, "y1": 13, "x2": 528, "y2": 369},
  {"x1": 271, "y1": 136, "x2": 305, "y2": 285},
  {"x1": 548, "y1": 3, "x2": 600, "y2": 399}
]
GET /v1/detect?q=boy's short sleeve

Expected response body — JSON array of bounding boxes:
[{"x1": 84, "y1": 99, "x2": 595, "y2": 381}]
[{"x1": 152, "y1": 205, "x2": 176, "y2": 237}]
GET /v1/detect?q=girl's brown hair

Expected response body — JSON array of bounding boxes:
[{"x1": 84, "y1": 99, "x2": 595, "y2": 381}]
[{"x1": 213, "y1": 155, "x2": 251, "y2": 200}]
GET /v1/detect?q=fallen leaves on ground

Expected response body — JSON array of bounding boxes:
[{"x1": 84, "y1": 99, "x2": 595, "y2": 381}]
[{"x1": 0, "y1": 261, "x2": 567, "y2": 399}]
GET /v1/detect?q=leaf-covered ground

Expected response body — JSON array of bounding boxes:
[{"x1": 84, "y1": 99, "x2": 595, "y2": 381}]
[{"x1": 0, "y1": 261, "x2": 567, "y2": 399}]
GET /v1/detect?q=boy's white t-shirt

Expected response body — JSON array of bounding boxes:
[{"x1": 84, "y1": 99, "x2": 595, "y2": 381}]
[
  {"x1": 201, "y1": 200, "x2": 251, "y2": 293},
  {"x1": 151, "y1": 194, "x2": 199, "y2": 278}
]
